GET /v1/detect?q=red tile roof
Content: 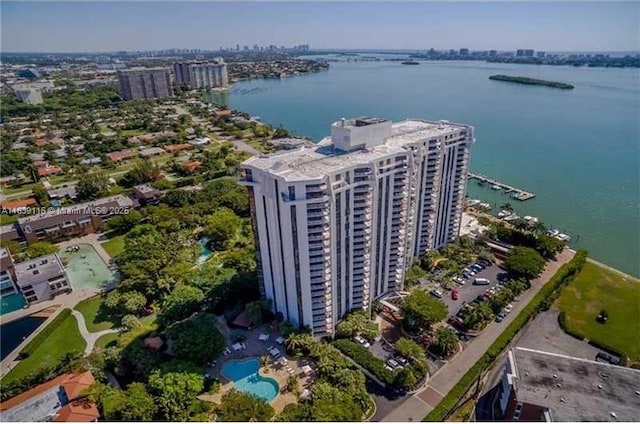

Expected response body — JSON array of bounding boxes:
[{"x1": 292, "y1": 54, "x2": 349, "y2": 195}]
[
  {"x1": 38, "y1": 166, "x2": 63, "y2": 177},
  {"x1": 1, "y1": 198, "x2": 38, "y2": 210},
  {"x1": 164, "y1": 143, "x2": 193, "y2": 153},
  {"x1": 61, "y1": 371, "x2": 95, "y2": 400},
  {"x1": 107, "y1": 150, "x2": 138, "y2": 162},
  {"x1": 54, "y1": 400, "x2": 99, "y2": 422},
  {"x1": 0, "y1": 374, "x2": 72, "y2": 412}
]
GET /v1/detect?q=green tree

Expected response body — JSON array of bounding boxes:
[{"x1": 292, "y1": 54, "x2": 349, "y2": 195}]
[
  {"x1": 166, "y1": 314, "x2": 225, "y2": 364},
  {"x1": 400, "y1": 290, "x2": 448, "y2": 332},
  {"x1": 88, "y1": 382, "x2": 157, "y2": 421},
  {"x1": 0, "y1": 239, "x2": 23, "y2": 256},
  {"x1": 505, "y1": 246, "x2": 546, "y2": 281},
  {"x1": 205, "y1": 208, "x2": 241, "y2": 250},
  {"x1": 215, "y1": 389, "x2": 275, "y2": 422},
  {"x1": 279, "y1": 321, "x2": 296, "y2": 337},
  {"x1": 276, "y1": 403, "x2": 311, "y2": 421},
  {"x1": 25, "y1": 241, "x2": 58, "y2": 258},
  {"x1": 159, "y1": 284, "x2": 205, "y2": 326},
  {"x1": 148, "y1": 365, "x2": 205, "y2": 421},
  {"x1": 535, "y1": 234, "x2": 565, "y2": 260},
  {"x1": 32, "y1": 183, "x2": 48, "y2": 205},
  {"x1": 394, "y1": 337, "x2": 426, "y2": 363},
  {"x1": 394, "y1": 366, "x2": 418, "y2": 389},
  {"x1": 106, "y1": 210, "x2": 143, "y2": 233},
  {"x1": 121, "y1": 158, "x2": 162, "y2": 187},
  {"x1": 221, "y1": 248, "x2": 256, "y2": 273},
  {"x1": 76, "y1": 170, "x2": 110, "y2": 200},
  {"x1": 433, "y1": 327, "x2": 458, "y2": 357},
  {"x1": 404, "y1": 264, "x2": 427, "y2": 287},
  {"x1": 310, "y1": 382, "x2": 364, "y2": 421}
]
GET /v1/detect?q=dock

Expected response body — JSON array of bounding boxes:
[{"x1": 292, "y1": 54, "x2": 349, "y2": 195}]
[{"x1": 468, "y1": 172, "x2": 536, "y2": 201}]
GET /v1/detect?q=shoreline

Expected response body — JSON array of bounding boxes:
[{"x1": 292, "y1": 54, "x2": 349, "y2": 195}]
[{"x1": 585, "y1": 257, "x2": 640, "y2": 281}]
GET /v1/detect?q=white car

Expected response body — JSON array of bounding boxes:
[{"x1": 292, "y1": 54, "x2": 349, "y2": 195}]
[
  {"x1": 430, "y1": 289, "x2": 443, "y2": 298},
  {"x1": 505, "y1": 303, "x2": 513, "y2": 313},
  {"x1": 354, "y1": 335, "x2": 371, "y2": 348}
]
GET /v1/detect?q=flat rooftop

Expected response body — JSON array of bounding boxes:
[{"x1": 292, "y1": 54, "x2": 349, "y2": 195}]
[
  {"x1": 512, "y1": 347, "x2": 640, "y2": 422},
  {"x1": 14, "y1": 254, "x2": 66, "y2": 285},
  {"x1": 243, "y1": 119, "x2": 470, "y2": 181},
  {"x1": 18, "y1": 195, "x2": 133, "y2": 225}
]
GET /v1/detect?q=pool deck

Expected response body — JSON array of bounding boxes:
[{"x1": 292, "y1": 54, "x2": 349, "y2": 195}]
[{"x1": 198, "y1": 318, "x2": 316, "y2": 413}]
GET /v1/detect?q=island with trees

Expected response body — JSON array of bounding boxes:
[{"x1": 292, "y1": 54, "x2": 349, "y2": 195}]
[{"x1": 488, "y1": 75, "x2": 574, "y2": 89}]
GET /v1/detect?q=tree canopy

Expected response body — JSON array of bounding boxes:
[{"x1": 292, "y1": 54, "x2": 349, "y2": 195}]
[
  {"x1": 505, "y1": 246, "x2": 546, "y2": 281},
  {"x1": 166, "y1": 314, "x2": 225, "y2": 364},
  {"x1": 214, "y1": 389, "x2": 275, "y2": 422},
  {"x1": 401, "y1": 290, "x2": 448, "y2": 332},
  {"x1": 159, "y1": 284, "x2": 205, "y2": 326},
  {"x1": 148, "y1": 362, "x2": 205, "y2": 421}
]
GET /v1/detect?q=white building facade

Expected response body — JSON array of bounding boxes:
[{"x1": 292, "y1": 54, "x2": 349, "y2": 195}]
[
  {"x1": 174, "y1": 59, "x2": 228, "y2": 89},
  {"x1": 241, "y1": 118, "x2": 474, "y2": 336}
]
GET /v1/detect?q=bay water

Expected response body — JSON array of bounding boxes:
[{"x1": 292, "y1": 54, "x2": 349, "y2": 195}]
[{"x1": 205, "y1": 59, "x2": 640, "y2": 277}]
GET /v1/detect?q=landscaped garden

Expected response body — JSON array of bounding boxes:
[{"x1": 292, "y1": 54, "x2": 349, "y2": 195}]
[
  {"x1": 557, "y1": 261, "x2": 640, "y2": 362},
  {"x1": 102, "y1": 234, "x2": 125, "y2": 258},
  {"x1": 1, "y1": 309, "x2": 86, "y2": 385}
]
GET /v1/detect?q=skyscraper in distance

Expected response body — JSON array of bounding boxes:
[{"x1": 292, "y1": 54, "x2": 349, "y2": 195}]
[{"x1": 241, "y1": 117, "x2": 474, "y2": 336}]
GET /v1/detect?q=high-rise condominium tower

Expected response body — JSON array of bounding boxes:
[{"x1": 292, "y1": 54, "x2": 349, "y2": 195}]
[
  {"x1": 240, "y1": 117, "x2": 474, "y2": 336},
  {"x1": 117, "y1": 68, "x2": 173, "y2": 100},
  {"x1": 173, "y1": 59, "x2": 228, "y2": 89}
]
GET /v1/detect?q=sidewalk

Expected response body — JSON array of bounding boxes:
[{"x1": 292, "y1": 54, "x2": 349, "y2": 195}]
[{"x1": 381, "y1": 249, "x2": 575, "y2": 421}]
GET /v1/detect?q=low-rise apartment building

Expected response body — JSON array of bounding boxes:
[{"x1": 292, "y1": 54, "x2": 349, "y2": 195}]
[
  {"x1": 14, "y1": 253, "x2": 70, "y2": 303},
  {"x1": 17, "y1": 195, "x2": 134, "y2": 244}
]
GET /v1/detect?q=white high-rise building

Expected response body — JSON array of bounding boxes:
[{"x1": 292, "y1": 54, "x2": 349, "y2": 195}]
[
  {"x1": 173, "y1": 59, "x2": 228, "y2": 89},
  {"x1": 240, "y1": 117, "x2": 474, "y2": 336}
]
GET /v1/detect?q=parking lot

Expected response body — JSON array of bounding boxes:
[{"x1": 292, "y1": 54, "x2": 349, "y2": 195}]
[{"x1": 434, "y1": 263, "x2": 509, "y2": 319}]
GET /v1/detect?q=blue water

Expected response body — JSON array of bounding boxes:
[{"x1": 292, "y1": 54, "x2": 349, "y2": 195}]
[
  {"x1": 0, "y1": 293, "x2": 26, "y2": 316},
  {"x1": 197, "y1": 236, "x2": 213, "y2": 265},
  {"x1": 220, "y1": 358, "x2": 279, "y2": 401},
  {"x1": 205, "y1": 58, "x2": 640, "y2": 277},
  {"x1": 0, "y1": 315, "x2": 46, "y2": 360}
]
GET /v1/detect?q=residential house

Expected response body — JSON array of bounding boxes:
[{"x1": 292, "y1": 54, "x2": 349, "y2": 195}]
[{"x1": 14, "y1": 253, "x2": 70, "y2": 303}]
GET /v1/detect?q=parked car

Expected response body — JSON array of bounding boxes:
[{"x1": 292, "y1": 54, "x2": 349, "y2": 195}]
[
  {"x1": 477, "y1": 259, "x2": 491, "y2": 267},
  {"x1": 595, "y1": 352, "x2": 620, "y2": 366},
  {"x1": 505, "y1": 303, "x2": 513, "y2": 313},
  {"x1": 385, "y1": 364, "x2": 395, "y2": 371},
  {"x1": 451, "y1": 289, "x2": 460, "y2": 300},
  {"x1": 473, "y1": 278, "x2": 491, "y2": 285},
  {"x1": 453, "y1": 276, "x2": 464, "y2": 284},
  {"x1": 387, "y1": 359, "x2": 400, "y2": 369},
  {"x1": 354, "y1": 335, "x2": 371, "y2": 348},
  {"x1": 430, "y1": 289, "x2": 443, "y2": 298},
  {"x1": 395, "y1": 356, "x2": 409, "y2": 367},
  {"x1": 495, "y1": 311, "x2": 507, "y2": 322}
]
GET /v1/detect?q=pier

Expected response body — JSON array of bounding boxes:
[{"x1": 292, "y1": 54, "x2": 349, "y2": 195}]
[{"x1": 468, "y1": 172, "x2": 536, "y2": 201}]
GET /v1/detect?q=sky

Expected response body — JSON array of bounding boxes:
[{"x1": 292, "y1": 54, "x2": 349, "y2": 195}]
[{"x1": 1, "y1": 1, "x2": 639, "y2": 53}]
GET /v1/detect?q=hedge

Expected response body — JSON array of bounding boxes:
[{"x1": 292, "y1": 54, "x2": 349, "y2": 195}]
[
  {"x1": 424, "y1": 250, "x2": 588, "y2": 421},
  {"x1": 19, "y1": 309, "x2": 72, "y2": 358},
  {"x1": 557, "y1": 312, "x2": 584, "y2": 341},
  {"x1": 333, "y1": 339, "x2": 396, "y2": 385}
]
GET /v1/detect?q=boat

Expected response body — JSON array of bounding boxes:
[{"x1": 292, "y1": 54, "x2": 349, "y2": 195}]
[
  {"x1": 401, "y1": 61, "x2": 420, "y2": 65},
  {"x1": 467, "y1": 199, "x2": 481, "y2": 206},
  {"x1": 557, "y1": 233, "x2": 571, "y2": 242},
  {"x1": 547, "y1": 229, "x2": 560, "y2": 237},
  {"x1": 523, "y1": 215, "x2": 539, "y2": 223},
  {"x1": 479, "y1": 202, "x2": 492, "y2": 210},
  {"x1": 491, "y1": 184, "x2": 502, "y2": 190},
  {"x1": 497, "y1": 209, "x2": 513, "y2": 218},
  {"x1": 503, "y1": 214, "x2": 520, "y2": 221}
]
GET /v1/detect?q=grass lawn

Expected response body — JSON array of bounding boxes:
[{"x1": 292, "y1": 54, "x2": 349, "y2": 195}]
[
  {"x1": 95, "y1": 313, "x2": 158, "y2": 349},
  {"x1": 557, "y1": 261, "x2": 640, "y2": 361},
  {"x1": 74, "y1": 296, "x2": 115, "y2": 333},
  {"x1": 102, "y1": 235, "x2": 125, "y2": 258},
  {"x1": 0, "y1": 214, "x2": 18, "y2": 225},
  {"x1": 2, "y1": 311, "x2": 86, "y2": 385}
]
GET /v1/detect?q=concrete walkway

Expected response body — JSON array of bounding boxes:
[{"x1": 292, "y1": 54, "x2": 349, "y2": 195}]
[
  {"x1": 71, "y1": 310, "x2": 118, "y2": 355},
  {"x1": 381, "y1": 249, "x2": 575, "y2": 422}
]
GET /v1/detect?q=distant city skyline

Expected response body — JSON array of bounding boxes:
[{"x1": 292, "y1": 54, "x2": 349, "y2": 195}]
[{"x1": 1, "y1": 2, "x2": 638, "y2": 53}]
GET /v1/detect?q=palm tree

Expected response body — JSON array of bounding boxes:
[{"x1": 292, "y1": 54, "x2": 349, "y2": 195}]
[
  {"x1": 285, "y1": 333, "x2": 312, "y2": 354},
  {"x1": 286, "y1": 374, "x2": 299, "y2": 392},
  {"x1": 433, "y1": 327, "x2": 458, "y2": 357},
  {"x1": 260, "y1": 355, "x2": 270, "y2": 367}
]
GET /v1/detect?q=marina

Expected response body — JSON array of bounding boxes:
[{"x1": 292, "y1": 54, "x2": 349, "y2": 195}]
[{"x1": 468, "y1": 172, "x2": 536, "y2": 201}]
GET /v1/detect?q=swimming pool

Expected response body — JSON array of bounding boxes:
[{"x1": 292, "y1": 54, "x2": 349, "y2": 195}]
[
  {"x1": 0, "y1": 293, "x2": 26, "y2": 316},
  {"x1": 197, "y1": 236, "x2": 213, "y2": 265},
  {"x1": 220, "y1": 358, "x2": 279, "y2": 402}
]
